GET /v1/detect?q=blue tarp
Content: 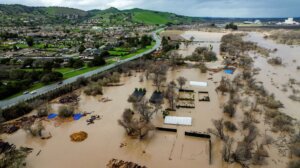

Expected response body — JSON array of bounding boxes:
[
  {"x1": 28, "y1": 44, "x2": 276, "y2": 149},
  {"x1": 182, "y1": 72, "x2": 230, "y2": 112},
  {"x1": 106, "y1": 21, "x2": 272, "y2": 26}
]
[
  {"x1": 73, "y1": 113, "x2": 83, "y2": 121},
  {"x1": 224, "y1": 69, "x2": 234, "y2": 74},
  {"x1": 48, "y1": 113, "x2": 58, "y2": 119}
]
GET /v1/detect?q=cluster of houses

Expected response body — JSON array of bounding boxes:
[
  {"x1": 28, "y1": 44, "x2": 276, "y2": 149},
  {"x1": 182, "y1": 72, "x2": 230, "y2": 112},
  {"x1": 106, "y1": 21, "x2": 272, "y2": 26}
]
[{"x1": 0, "y1": 24, "x2": 156, "y2": 65}]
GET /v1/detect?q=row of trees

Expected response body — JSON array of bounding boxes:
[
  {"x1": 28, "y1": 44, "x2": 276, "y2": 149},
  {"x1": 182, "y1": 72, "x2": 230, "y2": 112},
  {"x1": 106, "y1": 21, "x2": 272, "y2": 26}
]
[{"x1": 187, "y1": 46, "x2": 217, "y2": 62}]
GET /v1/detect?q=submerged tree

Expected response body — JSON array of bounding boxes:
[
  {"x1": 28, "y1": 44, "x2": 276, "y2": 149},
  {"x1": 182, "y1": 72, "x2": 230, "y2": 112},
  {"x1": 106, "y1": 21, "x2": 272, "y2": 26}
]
[
  {"x1": 223, "y1": 137, "x2": 234, "y2": 162},
  {"x1": 168, "y1": 51, "x2": 183, "y2": 66},
  {"x1": 177, "y1": 76, "x2": 187, "y2": 89},
  {"x1": 165, "y1": 81, "x2": 177, "y2": 110},
  {"x1": 0, "y1": 144, "x2": 32, "y2": 168},
  {"x1": 118, "y1": 107, "x2": 156, "y2": 139},
  {"x1": 134, "y1": 99, "x2": 161, "y2": 123},
  {"x1": 216, "y1": 76, "x2": 231, "y2": 95},
  {"x1": 208, "y1": 119, "x2": 227, "y2": 141},
  {"x1": 148, "y1": 63, "x2": 169, "y2": 91}
]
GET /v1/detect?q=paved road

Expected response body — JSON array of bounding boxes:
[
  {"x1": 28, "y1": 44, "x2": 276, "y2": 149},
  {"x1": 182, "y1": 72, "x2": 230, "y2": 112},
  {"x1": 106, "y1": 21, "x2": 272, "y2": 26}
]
[{"x1": 0, "y1": 29, "x2": 163, "y2": 109}]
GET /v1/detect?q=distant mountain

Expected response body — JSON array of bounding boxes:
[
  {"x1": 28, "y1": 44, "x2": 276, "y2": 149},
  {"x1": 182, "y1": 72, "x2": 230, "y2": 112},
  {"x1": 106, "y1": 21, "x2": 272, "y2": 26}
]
[{"x1": 0, "y1": 4, "x2": 202, "y2": 26}]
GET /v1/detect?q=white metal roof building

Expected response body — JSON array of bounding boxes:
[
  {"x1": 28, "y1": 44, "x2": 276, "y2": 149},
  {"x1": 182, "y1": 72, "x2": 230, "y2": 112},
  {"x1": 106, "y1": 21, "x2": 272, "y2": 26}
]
[{"x1": 164, "y1": 116, "x2": 192, "y2": 126}]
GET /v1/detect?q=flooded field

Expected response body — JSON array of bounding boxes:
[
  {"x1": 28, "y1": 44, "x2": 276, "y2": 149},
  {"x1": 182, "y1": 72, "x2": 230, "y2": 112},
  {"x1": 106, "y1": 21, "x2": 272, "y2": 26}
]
[
  {"x1": 245, "y1": 32, "x2": 300, "y2": 119},
  {"x1": 1, "y1": 30, "x2": 300, "y2": 168}
]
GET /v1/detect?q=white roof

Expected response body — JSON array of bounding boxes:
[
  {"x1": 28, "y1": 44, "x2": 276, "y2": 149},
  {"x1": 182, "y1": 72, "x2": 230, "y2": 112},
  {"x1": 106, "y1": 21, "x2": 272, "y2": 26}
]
[
  {"x1": 190, "y1": 81, "x2": 208, "y2": 87},
  {"x1": 164, "y1": 116, "x2": 192, "y2": 126}
]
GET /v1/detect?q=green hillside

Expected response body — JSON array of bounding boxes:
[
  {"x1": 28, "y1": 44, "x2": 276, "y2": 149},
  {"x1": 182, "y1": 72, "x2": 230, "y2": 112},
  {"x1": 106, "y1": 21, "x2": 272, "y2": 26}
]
[
  {"x1": 0, "y1": 4, "x2": 201, "y2": 26},
  {"x1": 132, "y1": 11, "x2": 170, "y2": 24},
  {"x1": 44, "y1": 7, "x2": 87, "y2": 16},
  {"x1": 126, "y1": 8, "x2": 200, "y2": 25}
]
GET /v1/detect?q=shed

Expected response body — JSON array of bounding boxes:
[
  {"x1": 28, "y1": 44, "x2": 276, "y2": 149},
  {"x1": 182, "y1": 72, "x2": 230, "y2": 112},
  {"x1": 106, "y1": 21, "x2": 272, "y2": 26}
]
[
  {"x1": 164, "y1": 116, "x2": 192, "y2": 126},
  {"x1": 190, "y1": 81, "x2": 208, "y2": 87}
]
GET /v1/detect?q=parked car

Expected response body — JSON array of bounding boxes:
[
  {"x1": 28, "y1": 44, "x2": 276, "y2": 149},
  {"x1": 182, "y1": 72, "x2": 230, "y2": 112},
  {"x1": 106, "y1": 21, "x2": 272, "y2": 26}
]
[
  {"x1": 58, "y1": 81, "x2": 63, "y2": 85},
  {"x1": 23, "y1": 91, "x2": 29, "y2": 95},
  {"x1": 30, "y1": 91, "x2": 37, "y2": 95}
]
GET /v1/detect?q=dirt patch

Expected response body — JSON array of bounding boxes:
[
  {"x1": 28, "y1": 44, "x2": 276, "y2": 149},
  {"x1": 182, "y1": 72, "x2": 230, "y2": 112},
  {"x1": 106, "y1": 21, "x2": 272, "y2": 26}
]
[{"x1": 70, "y1": 131, "x2": 88, "y2": 142}]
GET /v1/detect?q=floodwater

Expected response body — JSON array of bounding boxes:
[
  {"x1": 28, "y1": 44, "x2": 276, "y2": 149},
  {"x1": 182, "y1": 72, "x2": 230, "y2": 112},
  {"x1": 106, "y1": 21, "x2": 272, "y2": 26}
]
[
  {"x1": 244, "y1": 32, "x2": 300, "y2": 120},
  {"x1": 2, "y1": 68, "x2": 226, "y2": 168},
  {"x1": 1, "y1": 30, "x2": 299, "y2": 168},
  {"x1": 178, "y1": 31, "x2": 226, "y2": 69}
]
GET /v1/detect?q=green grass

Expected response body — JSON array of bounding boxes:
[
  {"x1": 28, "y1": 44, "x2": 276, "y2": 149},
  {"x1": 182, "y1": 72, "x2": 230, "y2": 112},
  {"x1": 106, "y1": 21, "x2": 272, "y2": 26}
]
[
  {"x1": 121, "y1": 42, "x2": 155, "y2": 60},
  {"x1": 54, "y1": 67, "x2": 74, "y2": 74},
  {"x1": 62, "y1": 66, "x2": 100, "y2": 79},
  {"x1": 16, "y1": 43, "x2": 29, "y2": 49},
  {"x1": 108, "y1": 50, "x2": 129, "y2": 56},
  {"x1": 132, "y1": 11, "x2": 170, "y2": 25},
  {"x1": 23, "y1": 67, "x2": 74, "y2": 74}
]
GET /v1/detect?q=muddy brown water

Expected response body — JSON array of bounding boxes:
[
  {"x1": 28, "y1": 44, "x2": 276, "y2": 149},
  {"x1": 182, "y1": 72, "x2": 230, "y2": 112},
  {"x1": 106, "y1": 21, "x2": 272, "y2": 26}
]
[
  {"x1": 244, "y1": 32, "x2": 300, "y2": 120},
  {"x1": 1, "y1": 31, "x2": 299, "y2": 168}
]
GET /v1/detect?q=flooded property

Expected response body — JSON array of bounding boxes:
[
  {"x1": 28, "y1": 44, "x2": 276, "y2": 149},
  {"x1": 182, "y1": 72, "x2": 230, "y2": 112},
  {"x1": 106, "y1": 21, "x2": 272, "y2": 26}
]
[{"x1": 1, "y1": 30, "x2": 300, "y2": 168}]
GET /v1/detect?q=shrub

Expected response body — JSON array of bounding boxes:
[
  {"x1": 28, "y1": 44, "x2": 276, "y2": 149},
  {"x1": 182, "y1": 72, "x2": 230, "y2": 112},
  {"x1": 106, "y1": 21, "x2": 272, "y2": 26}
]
[
  {"x1": 199, "y1": 63, "x2": 208, "y2": 73},
  {"x1": 291, "y1": 143, "x2": 300, "y2": 157},
  {"x1": 273, "y1": 114, "x2": 293, "y2": 129},
  {"x1": 225, "y1": 22, "x2": 238, "y2": 30},
  {"x1": 267, "y1": 57, "x2": 282, "y2": 65},
  {"x1": 74, "y1": 77, "x2": 89, "y2": 87},
  {"x1": 224, "y1": 121, "x2": 237, "y2": 132},
  {"x1": 110, "y1": 72, "x2": 121, "y2": 83},
  {"x1": 252, "y1": 145, "x2": 269, "y2": 165},
  {"x1": 2, "y1": 103, "x2": 33, "y2": 121},
  {"x1": 26, "y1": 121, "x2": 45, "y2": 137},
  {"x1": 288, "y1": 160, "x2": 300, "y2": 168},
  {"x1": 40, "y1": 72, "x2": 63, "y2": 84},
  {"x1": 58, "y1": 105, "x2": 74, "y2": 118},
  {"x1": 84, "y1": 83, "x2": 103, "y2": 96},
  {"x1": 37, "y1": 105, "x2": 50, "y2": 117},
  {"x1": 223, "y1": 103, "x2": 236, "y2": 118}
]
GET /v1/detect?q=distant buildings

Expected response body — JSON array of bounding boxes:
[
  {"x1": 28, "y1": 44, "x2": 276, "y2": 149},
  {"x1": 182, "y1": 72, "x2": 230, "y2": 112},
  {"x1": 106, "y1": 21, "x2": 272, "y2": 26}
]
[
  {"x1": 243, "y1": 20, "x2": 262, "y2": 25},
  {"x1": 277, "y1": 18, "x2": 300, "y2": 25}
]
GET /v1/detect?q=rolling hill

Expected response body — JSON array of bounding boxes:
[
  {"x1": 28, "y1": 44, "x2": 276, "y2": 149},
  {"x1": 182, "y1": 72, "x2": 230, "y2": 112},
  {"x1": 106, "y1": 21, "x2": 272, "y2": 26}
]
[{"x1": 0, "y1": 4, "x2": 201, "y2": 26}]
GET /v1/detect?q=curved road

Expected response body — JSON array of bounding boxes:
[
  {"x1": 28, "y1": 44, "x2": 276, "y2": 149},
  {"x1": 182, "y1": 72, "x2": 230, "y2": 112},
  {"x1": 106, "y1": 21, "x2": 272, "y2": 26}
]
[{"x1": 0, "y1": 29, "x2": 163, "y2": 109}]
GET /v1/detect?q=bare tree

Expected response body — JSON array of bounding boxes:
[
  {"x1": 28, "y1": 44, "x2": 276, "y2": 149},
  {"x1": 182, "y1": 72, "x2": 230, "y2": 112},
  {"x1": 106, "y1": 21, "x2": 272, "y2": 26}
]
[
  {"x1": 134, "y1": 99, "x2": 161, "y2": 123},
  {"x1": 165, "y1": 81, "x2": 177, "y2": 110},
  {"x1": 252, "y1": 144, "x2": 269, "y2": 165},
  {"x1": 148, "y1": 63, "x2": 169, "y2": 91},
  {"x1": 223, "y1": 137, "x2": 234, "y2": 162},
  {"x1": 208, "y1": 119, "x2": 227, "y2": 141},
  {"x1": 118, "y1": 109, "x2": 137, "y2": 135},
  {"x1": 177, "y1": 76, "x2": 187, "y2": 89},
  {"x1": 168, "y1": 51, "x2": 183, "y2": 67},
  {"x1": 232, "y1": 142, "x2": 252, "y2": 168},
  {"x1": 216, "y1": 76, "x2": 231, "y2": 95},
  {"x1": 118, "y1": 108, "x2": 156, "y2": 139}
]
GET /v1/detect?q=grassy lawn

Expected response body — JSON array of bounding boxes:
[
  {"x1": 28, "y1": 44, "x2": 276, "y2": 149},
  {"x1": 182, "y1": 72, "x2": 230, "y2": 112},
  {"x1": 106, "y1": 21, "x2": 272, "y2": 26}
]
[
  {"x1": 4, "y1": 40, "x2": 156, "y2": 100},
  {"x1": 121, "y1": 42, "x2": 155, "y2": 60},
  {"x1": 23, "y1": 67, "x2": 74, "y2": 74},
  {"x1": 54, "y1": 67, "x2": 74, "y2": 74},
  {"x1": 108, "y1": 50, "x2": 129, "y2": 56},
  {"x1": 109, "y1": 47, "x2": 131, "y2": 56},
  {"x1": 62, "y1": 66, "x2": 100, "y2": 79}
]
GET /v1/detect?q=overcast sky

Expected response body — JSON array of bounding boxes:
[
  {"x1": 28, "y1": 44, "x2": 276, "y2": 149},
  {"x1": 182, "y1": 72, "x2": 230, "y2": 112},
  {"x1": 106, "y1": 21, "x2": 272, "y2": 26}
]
[{"x1": 0, "y1": 0, "x2": 299, "y2": 18}]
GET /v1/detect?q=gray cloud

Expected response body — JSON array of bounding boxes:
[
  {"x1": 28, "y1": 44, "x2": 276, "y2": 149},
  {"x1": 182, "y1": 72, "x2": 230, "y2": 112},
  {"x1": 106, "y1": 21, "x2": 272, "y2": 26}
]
[{"x1": 0, "y1": 0, "x2": 299, "y2": 17}]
